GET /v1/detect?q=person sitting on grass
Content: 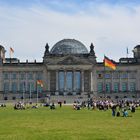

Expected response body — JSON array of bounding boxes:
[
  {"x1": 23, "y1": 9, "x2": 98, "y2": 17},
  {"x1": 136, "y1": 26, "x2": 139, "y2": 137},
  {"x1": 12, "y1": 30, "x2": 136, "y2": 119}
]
[
  {"x1": 32, "y1": 104, "x2": 38, "y2": 109},
  {"x1": 123, "y1": 109, "x2": 128, "y2": 117},
  {"x1": 116, "y1": 111, "x2": 120, "y2": 117},
  {"x1": 73, "y1": 102, "x2": 81, "y2": 110},
  {"x1": 50, "y1": 102, "x2": 55, "y2": 110}
]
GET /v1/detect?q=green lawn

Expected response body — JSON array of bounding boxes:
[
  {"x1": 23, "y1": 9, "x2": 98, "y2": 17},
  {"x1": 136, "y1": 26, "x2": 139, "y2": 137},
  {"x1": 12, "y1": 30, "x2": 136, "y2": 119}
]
[{"x1": 0, "y1": 105, "x2": 140, "y2": 140}]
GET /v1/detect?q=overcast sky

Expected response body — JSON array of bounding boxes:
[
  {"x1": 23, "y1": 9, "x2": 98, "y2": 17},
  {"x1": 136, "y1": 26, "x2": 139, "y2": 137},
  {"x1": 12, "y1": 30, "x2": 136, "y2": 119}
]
[{"x1": 0, "y1": 0, "x2": 140, "y2": 62}]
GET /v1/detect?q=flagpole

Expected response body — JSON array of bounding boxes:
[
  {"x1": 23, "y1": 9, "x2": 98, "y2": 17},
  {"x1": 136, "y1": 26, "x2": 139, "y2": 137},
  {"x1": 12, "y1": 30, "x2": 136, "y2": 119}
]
[
  {"x1": 126, "y1": 47, "x2": 128, "y2": 58},
  {"x1": 104, "y1": 56, "x2": 106, "y2": 98}
]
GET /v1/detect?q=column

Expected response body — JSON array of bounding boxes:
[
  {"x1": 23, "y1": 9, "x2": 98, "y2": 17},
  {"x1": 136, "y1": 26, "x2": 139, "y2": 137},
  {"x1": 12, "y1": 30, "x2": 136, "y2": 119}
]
[
  {"x1": 64, "y1": 70, "x2": 67, "y2": 95},
  {"x1": 42, "y1": 69, "x2": 47, "y2": 93},
  {"x1": 55, "y1": 70, "x2": 59, "y2": 95},
  {"x1": 47, "y1": 71, "x2": 50, "y2": 91},
  {"x1": 81, "y1": 70, "x2": 84, "y2": 93},
  {"x1": 90, "y1": 71, "x2": 93, "y2": 92},
  {"x1": 136, "y1": 70, "x2": 140, "y2": 97},
  {"x1": 0, "y1": 68, "x2": 3, "y2": 93},
  {"x1": 73, "y1": 70, "x2": 76, "y2": 95},
  {"x1": 92, "y1": 67, "x2": 97, "y2": 96}
]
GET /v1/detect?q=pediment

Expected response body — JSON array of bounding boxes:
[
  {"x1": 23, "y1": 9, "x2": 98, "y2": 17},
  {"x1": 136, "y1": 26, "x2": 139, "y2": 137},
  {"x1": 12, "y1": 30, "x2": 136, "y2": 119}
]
[{"x1": 57, "y1": 56, "x2": 92, "y2": 65}]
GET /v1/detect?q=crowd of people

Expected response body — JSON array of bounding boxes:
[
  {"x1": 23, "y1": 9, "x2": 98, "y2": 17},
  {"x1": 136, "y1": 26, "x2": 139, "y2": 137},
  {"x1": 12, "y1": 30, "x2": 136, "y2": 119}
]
[
  {"x1": 73, "y1": 98, "x2": 139, "y2": 117},
  {"x1": 1, "y1": 97, "x2": 139, "y2": 117}
]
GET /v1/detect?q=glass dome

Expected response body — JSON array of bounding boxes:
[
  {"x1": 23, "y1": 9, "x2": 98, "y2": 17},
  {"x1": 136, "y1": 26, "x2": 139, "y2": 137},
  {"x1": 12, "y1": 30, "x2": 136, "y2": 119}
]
[{"x1": 50, "y1": 39, "x2": 88, "y2": 54}]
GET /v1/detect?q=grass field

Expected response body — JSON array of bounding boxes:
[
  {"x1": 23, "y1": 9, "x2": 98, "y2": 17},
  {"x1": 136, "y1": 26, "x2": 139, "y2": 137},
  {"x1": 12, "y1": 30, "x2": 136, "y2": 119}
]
[{"x1": 0, "y1": 105, "x2": 140, "y2": 140}]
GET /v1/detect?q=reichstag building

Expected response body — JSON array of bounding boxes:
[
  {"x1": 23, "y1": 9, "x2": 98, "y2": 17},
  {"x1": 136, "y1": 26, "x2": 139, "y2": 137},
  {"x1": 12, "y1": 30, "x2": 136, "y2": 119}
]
[{"x1": 0, "y1": 39, "x2": 140, "y2": 100}]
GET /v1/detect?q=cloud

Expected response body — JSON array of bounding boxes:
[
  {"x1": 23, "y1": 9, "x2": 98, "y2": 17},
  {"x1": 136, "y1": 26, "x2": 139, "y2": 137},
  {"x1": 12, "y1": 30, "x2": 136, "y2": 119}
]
[{"x1": 0, "y1": 1, "x2": 140, "y2": 62}]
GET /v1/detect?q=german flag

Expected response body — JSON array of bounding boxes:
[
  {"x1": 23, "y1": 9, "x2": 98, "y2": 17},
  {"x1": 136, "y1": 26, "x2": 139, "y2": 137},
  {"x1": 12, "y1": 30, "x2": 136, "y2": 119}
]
[
  {"x1": 104, "y1": 56, "x2": 116, "y2": 70},
  {"x1": 37, "y1": 80, "x2": 43, "y2": 87}
]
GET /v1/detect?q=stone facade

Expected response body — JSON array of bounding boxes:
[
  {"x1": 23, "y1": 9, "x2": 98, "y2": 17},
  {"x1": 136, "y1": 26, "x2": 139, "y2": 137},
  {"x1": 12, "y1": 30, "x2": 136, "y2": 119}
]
[{"x1": 0, "y1": 39, "x2": 140, "y2": 100}]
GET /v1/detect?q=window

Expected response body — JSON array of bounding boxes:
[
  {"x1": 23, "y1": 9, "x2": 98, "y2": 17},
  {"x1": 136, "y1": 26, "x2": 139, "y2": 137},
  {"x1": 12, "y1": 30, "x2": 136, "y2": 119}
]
[
  {"x1": 120, "y1": 72, "x2": 128, "y2": 79},
  {"x1": 106, "y1": 83, "x2": 111, "y2": 93},
  {"x1": 129, "y1": 72, "x2": 136, "y2": 79},
  {"x1": 59, "y1": 71, "x2": 64, "y2": 91},
  {"x1": 66, "y1": 71, "x2": 73, "y2": 91},
  {"x1": 19, "y1": 82, "x2": 26, "y2": 92},
  {"x1": 4, "y1": 82, "x2": 9, "y2": 93},
  {"x1": 113, "y1": 72, "x2": 119, "y2": 79},
  {"x1": 11, "y1": 73, "x2": 17, "y2": 79},
  {"x1": 27, "y1": 82, "x2": 35, "y2": 92},
  {"x1": 28, "y1": 73, "x2": 33, "y2": 80},
  {"x1": 130, "y1": 82, "x2": 135, "y2": 92},
  {"x1": 97, "y1": 73, "x2": 103, "y2": 79},
  {"x1": 11, "y1": 82, "x2": 17, "y2": 93},
  {"x1": 75, "y1": 71, "x2": 81, "y2": 91},
  {"x1": 36, "y1": 72, "x2": 42, "y2": 80},
  {"x1": 97, "y1": 82, "x2": 103, "y2": 93},
  {"x1": 114, "y1": 82, "x2": 119, "y2": 93},
  {"x1": 4, "y1": 73, "x2": 9, "y2": 80},
  {"x1": 37, "y1": 84, "x2": 43, "y2": 93},
  {"x1": 20, "y1": 73, "x2": 26, "y2": 80},
  {"x1": 105, "y1": 73, "x2": 111, "y2": 79},
  {"x1": 122, "y1": 82, "x2": 127, "y2": 92}
]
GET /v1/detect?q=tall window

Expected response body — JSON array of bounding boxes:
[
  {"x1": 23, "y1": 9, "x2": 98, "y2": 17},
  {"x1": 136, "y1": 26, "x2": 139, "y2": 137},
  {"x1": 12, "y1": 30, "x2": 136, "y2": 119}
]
[
  {"x1": 28, "y1": 73, "x2": 33, "y2": 80},
  {"x1": 4, "y1": 73, "x2": 9, "y2": 80},
  {"x1": 11, "y1": 73, "x2": 17, "y2": 79},
  {"x1": 66, "y1": 71, "x2": 73, "y2": 91},
  {"x1": 37, "y1": 85, "x2": 43, "y2": 93},
  {"x1": 97, "y1": 82, "x2": 103, "y2": 93},
  {"x1": 20, "y1": 73, "x2": 26, "y2": 80},
  {"x1": 19, "y1": 82, "x2": 25, "y2": 93},
  {"x1": 11, "y1": 82, "x2": 17, "y2": 93},
  {"x1": 129, "y1": 72, "x2": 136, "y2": 79},
  {"x1": 75, "y1": 71, "x2": 81, "y2": 91},
  {"x1": 36, "y1": 72, "x2": 42, "y2": 80},
  {"x1": 59, "y1": 71, "x2": 64, "y2": 91},
  {"x1": 27, "y1": 82, "x2": 35, "y2": 92},
  {"x1": 130, "y1": 82, "x2": 135, "y2": 92},
  {"x1": 106, "y1": 83, "x2": 111, "y2": 93},
  {"x1": 122, "y1": 82, "x2": 127, "y2": 92},
  {"x1": 114, "y1": 82, "x2": 119, "y2": 93},
  {"x1": 4, "y1": 83, "x2": 9, "y2": 93}
]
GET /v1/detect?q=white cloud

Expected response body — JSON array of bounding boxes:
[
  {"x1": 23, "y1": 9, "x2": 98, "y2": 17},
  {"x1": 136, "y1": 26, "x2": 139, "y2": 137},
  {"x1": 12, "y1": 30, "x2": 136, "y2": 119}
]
[{"x1": 0, "y1": 2, "x2": 140, "y2": 62}]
